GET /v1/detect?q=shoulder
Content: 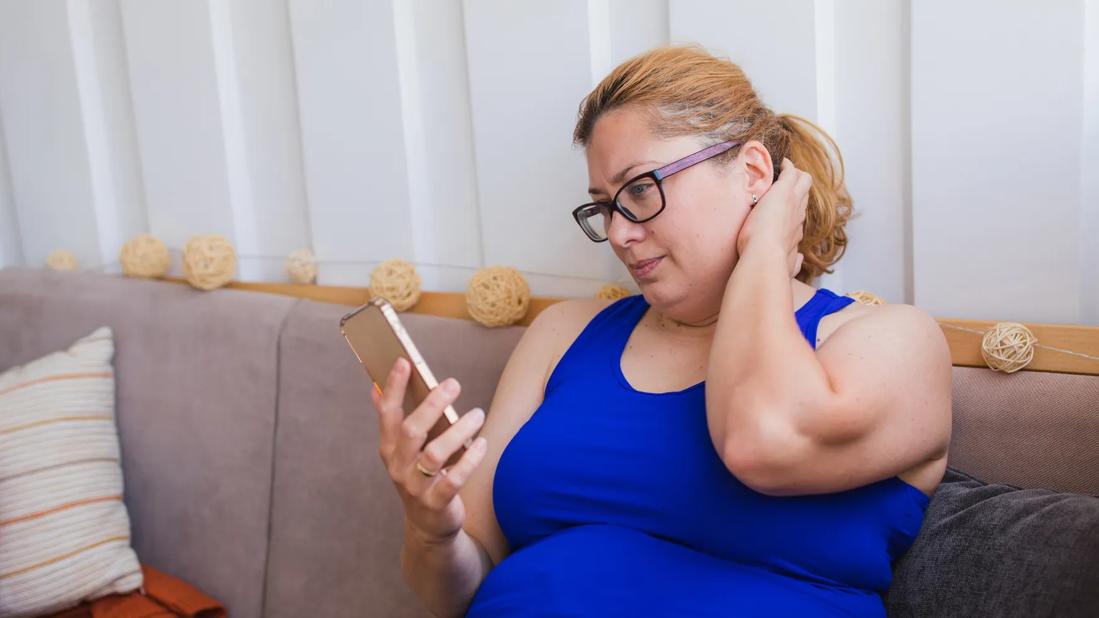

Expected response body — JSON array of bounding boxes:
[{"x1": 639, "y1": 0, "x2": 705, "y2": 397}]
[
  {"x1": 531, "y1": 296, "x2": 620, "y2": 388},
  {"x1": 532, "y1": 296, "x2": 620, "y2": 333},
  {"x1": 821, "y1": 302, "x2": 946, "y2": 353},
  {"x1": 817, "y1": 302, "x2": 953, "y2": 422}
]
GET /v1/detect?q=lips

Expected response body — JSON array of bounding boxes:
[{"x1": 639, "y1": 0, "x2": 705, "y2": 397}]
[{"x1": 630, "y1": 256, "x2": 663, "y2": 277}]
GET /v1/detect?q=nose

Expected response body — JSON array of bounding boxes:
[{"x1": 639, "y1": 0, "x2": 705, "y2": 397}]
[{"x1": 606, "y1": 208, "x2": 647, "y2": 247}]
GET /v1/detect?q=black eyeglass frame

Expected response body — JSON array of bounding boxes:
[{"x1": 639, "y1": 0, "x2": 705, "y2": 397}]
[{"x1": 572, "y1": 139, "x2": 741, "y2": 242}]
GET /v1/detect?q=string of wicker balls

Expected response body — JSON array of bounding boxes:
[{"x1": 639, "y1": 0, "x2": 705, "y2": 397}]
[
  {"x1": 465, "y1": 266, "x2": 530, "y2": 327},
  {"x1": 847, "y1": 290, "x2": 885, "y2": 306},
  {"x1": 979, "y1": 322, "x2": 1037, "y2": 373},
  {"x1": 596, "y1": 283, "x2": 632, "y2": 300},
  {"x1": 286, "y1": 248, "x2": 318, "y2": 284},
  {"x1": 119, "y1": 233, "x2": 170, "y2": 278},
  {"x1": 34, "y1": 237, "x2": 1087, "y2": 374},
  {"x1": 45, "y1": 250, "x2": 79, "y2": 272},
  {"x1": 369, "y1": 258, "x2": 422, "y2": 312},
  {"x1": 182, "y1": 234, "x2": 237, "y2": 290}
]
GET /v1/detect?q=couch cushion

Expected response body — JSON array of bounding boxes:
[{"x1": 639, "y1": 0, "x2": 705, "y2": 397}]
[
  {"x1": 0, "y1": 267, "x2": 297, "y2": 618},
  {"x1": 949, "y1": 365, "x2": 1099, "y2": 494},
  {"x1": 885, "y1": 466, "x2": 1099, "y2": 617},
  {"x1": 0, "y1": 327, "x2": 142, "y2": 616},
  {"x1": 264, "y1": 298, "x2": 525, "y2": 618}
]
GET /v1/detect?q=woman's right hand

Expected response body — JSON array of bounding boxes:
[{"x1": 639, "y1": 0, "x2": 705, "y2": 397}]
[{"x1": 369, "y1": 356, "x2": 489, "y2": 545}]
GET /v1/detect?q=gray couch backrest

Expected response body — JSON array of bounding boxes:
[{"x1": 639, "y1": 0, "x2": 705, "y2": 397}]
[{"x1": 2, "y1": 267, "x2": 1096, "y2": 617}]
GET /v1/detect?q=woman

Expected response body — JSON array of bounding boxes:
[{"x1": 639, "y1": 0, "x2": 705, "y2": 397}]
[{"x1": 372, "y1": 46, "x2": 952, "y2": 617}]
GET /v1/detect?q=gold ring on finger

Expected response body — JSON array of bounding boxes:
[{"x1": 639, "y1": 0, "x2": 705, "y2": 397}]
[{"x1": 415, "y1": 459, "x2": 438, "y2": 478}]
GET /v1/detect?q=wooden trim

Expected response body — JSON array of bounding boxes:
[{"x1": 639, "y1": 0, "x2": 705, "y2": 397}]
[
  {"x1": 937, "y1": 318, "x2": 1099, "y2": 376},
  {"x1": 161, "y1": 278, "x2": 1099, "y2": 375},
  {"x1": 161, "y1": 277, "x2": 567, "y2": 327}
]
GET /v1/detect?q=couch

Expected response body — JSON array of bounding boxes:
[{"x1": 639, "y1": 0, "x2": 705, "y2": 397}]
[{"x1": 1, "y1": 266, "x2": 1096, "y2": 617}]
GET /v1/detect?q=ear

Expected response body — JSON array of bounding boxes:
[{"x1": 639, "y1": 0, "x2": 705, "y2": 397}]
[{"x1": 737, "y1": 140, "x2": 774, "y2": 201}]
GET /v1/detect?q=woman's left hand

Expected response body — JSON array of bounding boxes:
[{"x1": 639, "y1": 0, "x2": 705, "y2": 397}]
[{"x1": 735, "y1": 157, "x2": 812, "y2": 278}]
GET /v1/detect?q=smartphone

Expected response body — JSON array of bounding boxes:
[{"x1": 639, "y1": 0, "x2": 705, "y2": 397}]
[{"x1": 340, "y1": 297, "x2": 472, "y2": 469}]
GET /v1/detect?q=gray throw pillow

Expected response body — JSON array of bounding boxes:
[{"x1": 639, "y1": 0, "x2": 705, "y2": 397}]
[{"x1": 885, "y1": 466, "x2": 1099, "y2": 617}]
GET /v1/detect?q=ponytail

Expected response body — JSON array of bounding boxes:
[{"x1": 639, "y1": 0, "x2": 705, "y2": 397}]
[{"x1": 776, "y1": 114, "x2": 853, "y2": 283}]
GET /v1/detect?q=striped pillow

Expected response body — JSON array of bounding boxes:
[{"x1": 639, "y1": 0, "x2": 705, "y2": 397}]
[{"x1": 0, "y1": 327, "x2": 142, "y2": 617}]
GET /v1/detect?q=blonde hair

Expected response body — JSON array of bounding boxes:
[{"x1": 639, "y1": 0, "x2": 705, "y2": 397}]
[{"x1": 573, "y1": 45, "x2": 852, "y2": 283}]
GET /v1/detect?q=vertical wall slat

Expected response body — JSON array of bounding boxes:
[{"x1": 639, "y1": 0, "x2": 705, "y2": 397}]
[
  {"x1": 911, "y1": 0, "x2": 1084, "y2": 323},
  {"x1": 223, "y1": 0, "x2": 311, "y2": 282},
  {"x1": 833, "y1": 0, "x2": 910, "y2": 304},
  {"x1": 391, "y1": 0, "x2": 484, "y2": 292},
  {"x1": 119, "y1": 0, "x2": 238, "y2": 274},
  {"x1": 463, "y1": 0, "x2": 618, "y2": 297},
  {"x1": 1080, "y1": 0, "x2": 1099, "y2": 325},
  {"x1": 0, "y1": 113, "x2": 22, "y2": 267},
  {"x1": 0, "y1": 0, "x2": 103, "y2": 269},
  {"x1": 288, "y1": 0, "x2": 413, "y2": 286}
]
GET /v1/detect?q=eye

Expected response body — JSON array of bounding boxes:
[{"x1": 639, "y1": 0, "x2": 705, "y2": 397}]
[{"x1": 627, "y1": 180, "x2": 654, "y2": 196}]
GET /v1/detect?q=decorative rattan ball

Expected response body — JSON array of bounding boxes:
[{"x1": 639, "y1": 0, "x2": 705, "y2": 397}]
[
  {"x1": 46, "y1": 250, "x2": 79, "y2": 272},
  {"x1": 369, "y1": 259, "x2": 421, "y2": 311},
  {"x1": 286, "y1": 248, "x2": 317, "y2": 284},
  {"x1": 596, "y1": 283, "x2": 632, "y2": 300},
  {"x1": 848, "y1": 290, "x2": 886, "y2": 305},
  {"x1": 119, "y1": 234, "x2": 170, "y2": 278},
  {"x1": 466, "y1": 266, "x2": 530, "y2": 327},
  {"x1": 980, "y1": 322, "x2": 1037, "y2": 374},
  {"x1": 182, "y1": 234, "x2": 237, "y2": 290}
]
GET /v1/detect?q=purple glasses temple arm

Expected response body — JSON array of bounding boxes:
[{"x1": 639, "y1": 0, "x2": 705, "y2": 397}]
[{"x1": 652, "y1": 140, "x2": 740, "y2": 181}]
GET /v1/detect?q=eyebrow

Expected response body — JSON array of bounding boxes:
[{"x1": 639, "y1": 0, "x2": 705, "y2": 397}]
[{"x1": 588, "y1": 160, "x2": 660, "y2": 196}]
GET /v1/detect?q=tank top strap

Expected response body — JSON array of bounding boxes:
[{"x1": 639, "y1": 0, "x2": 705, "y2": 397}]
[
  {"x1": 795, "y1": 287, "x2": 856, "y2": 350},
  {"x1": 544, "y1": 295, "x2": 647, "y2": 395}
]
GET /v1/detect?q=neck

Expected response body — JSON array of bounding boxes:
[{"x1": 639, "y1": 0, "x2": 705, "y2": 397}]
[{"x1": 649, "y1": 279, "x2": 818, "y2": 337}]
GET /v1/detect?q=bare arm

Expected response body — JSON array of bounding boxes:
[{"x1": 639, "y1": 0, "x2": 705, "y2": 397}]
[{"x1": 400, "y1": 521, "x2": 494, "y2": 618}]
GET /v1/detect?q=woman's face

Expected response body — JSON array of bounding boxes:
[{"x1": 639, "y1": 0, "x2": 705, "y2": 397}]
[{"x1": 585, "y1": 106, "x2": 769, "y2": 316}]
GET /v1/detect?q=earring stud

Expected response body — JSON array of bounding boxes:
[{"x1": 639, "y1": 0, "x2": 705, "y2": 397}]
[{"x1": 751, "y1": 194, "x2": 758, "y2": 205}]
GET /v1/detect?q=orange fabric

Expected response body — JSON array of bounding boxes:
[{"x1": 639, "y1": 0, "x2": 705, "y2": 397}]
[
  {"x1": 43, "y1": 563, "x2": 226, "y2": 618},
  {"x1": 132, "y1": 563, "x2": 225, "y2": 618},
  {"x1": 90, "y1": 592, "x2": 173, "y2": 618}
]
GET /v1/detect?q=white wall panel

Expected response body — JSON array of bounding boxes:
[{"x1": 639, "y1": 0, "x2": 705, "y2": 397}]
[
  {"x1": 911, "y1": 0, "x2": 1084, "y2": 323},
  {"x1": 0, "y1": 115, "x2": 21, "y2": 267},
  {"x1": 391, "y1": 0, "x2": 483, "y2": 292},
  {"x1": 1081, "y1": 0, "x2": 1099, "y2": 324},
  {"x1": 72, "y1": 0, "x2": 147, "y2": 270},
  {"x1": 0, "y1": 0, "x2": 1095, "y2": 323},
  {"x1": 0, "y1": 0, "x2": 102, "y2": 268},
  {"x1": 289, "y1": 0, "x2": 412, "y2": 286},
  {"x1": 608, "y1": 0, "x2": 669, "y2": 67},
  {"x1": 224, "y1": 0, "x2": 310, "y2": 280},
  {"x1": 463, "y1": 0, "x2": 625, "y2": 298},
  {"x1": 833, "y1": 0, "x2": 910, "y2": 303},
  {"x1": 669, "y1": 0, "x2": 821, "y2": 123},
  {"x1": 120, "y1": 0, "x2": 240, "y2": 275}
]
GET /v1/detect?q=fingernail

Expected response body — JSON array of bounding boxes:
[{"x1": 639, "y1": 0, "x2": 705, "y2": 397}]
[
  {"x1": 442, "y1": 378, "x2": 458, "y2": 393},
  {"x1": 474, "y1": 437, "x2": 487, "y2": 450}
]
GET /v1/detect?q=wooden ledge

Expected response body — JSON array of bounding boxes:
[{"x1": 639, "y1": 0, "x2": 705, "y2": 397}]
[{"x1": 160, "y1": 277, "x2": 1099, "y2": 375}]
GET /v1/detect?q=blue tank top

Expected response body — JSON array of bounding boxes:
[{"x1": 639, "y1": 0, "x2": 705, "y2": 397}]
[{"x1": 466, "y1": 288, "x2": 930, "y2": 617}]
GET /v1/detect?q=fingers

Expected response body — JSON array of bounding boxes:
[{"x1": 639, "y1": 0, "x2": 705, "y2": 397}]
[
  {"x1": 417, "y1": 407, "x2": 485, "y2": 477},
  {"x1": 392, "y1": 378, "x2": 462, "y2": 476},
  {"x1": 372, "y1": 357, "x2": 410, "y2": 461},
  {"x1": 420, "y1": 434, "x2": 489, "y2": 510}
]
